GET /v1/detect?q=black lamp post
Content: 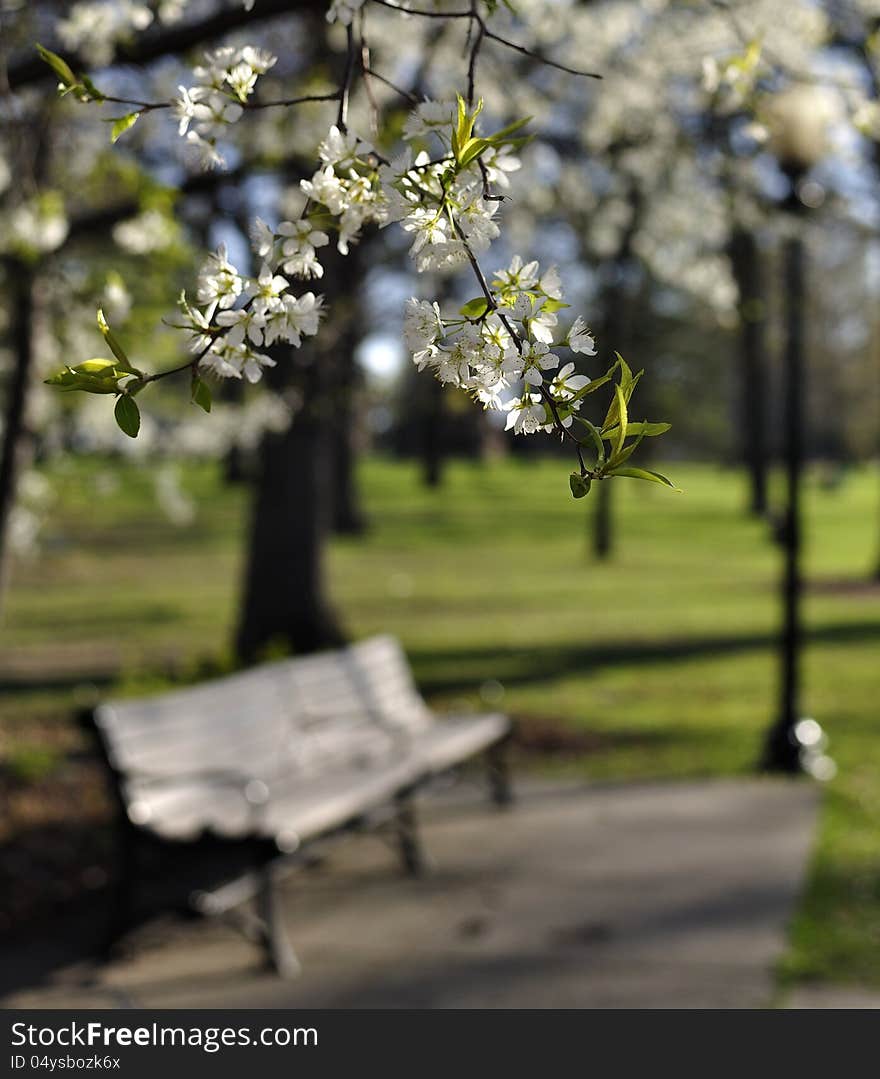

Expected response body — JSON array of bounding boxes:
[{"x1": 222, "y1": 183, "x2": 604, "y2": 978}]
[{"x1": 760, "y1": 88, "x2": 833, "y2": 774}]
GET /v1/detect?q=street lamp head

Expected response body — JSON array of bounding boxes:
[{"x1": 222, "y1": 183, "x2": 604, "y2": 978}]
[{"x1": 764, "y1": 85, "x2": 834, "y2": 178}]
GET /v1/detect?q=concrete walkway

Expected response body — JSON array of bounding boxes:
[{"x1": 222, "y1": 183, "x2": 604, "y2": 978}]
[{"x1": 2, "y1": 777, "x2": 819, "y2": 1009}]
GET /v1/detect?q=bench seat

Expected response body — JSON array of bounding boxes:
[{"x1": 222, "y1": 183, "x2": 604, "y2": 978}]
[{"x1": 407, "y1": 712, "x2": 510, "y2": 776}]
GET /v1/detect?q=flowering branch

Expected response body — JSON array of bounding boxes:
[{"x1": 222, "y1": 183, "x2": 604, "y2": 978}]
[{"x1": 37, "y1": 0, "x2": 673, "y2": 498}]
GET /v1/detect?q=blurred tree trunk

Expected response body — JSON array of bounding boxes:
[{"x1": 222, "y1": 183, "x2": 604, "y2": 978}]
[
  {"x1": 330, "y1": 252, "x2": 368, "y2": 534},
  {"x1": 235, "y1": 353, "x2": 344, "y2": 661},
  {"x1": 0, "y1": 262, "x2": 35, "y2": 610},
  {"x1": 589, "y1": 178, "x2": 645, "y2": 561},
  {"x1": 422, "y1": 377, "x2": 445, "y2": 488},
  {"x1": 331, "y1": 357, "x2": 367, "y2": 534},
  {"x1": 235, "y1": 243, "x2": 367, "y2": 659},
  {"x1": 728, "y1": 227, "x2": 769, "y2": 517}
]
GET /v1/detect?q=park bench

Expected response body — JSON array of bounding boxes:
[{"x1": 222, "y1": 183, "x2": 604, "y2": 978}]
[{"x1": 85, "y1": 635, "x2": 512, "y2": 975}]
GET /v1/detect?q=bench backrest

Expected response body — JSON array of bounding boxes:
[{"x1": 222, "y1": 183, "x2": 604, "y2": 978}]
[
  {"x1": 346, "y1": 635, "x2": 433, "y2": 734},
  {"x1": 94, "y1": 636, "x2": 431, "y2": 799}
]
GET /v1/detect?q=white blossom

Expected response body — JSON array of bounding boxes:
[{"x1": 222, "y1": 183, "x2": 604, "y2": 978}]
[
  {"x1": 504, "y1": 394, "x2": 548, "y2": 435},
  {"x1": 403, "y1": 298, "x2": 443, "y2": 367},
  {"x1": 568, "y1": 317, "x2": 598, "y2": 355},
  {"x1": 196, "y1": 245, "x2": 243, "y2": 316}
]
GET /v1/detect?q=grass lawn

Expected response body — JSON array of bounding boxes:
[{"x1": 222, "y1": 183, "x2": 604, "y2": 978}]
[{"x1": 1, "y1": 455, "x2": 879, "y2": 986}]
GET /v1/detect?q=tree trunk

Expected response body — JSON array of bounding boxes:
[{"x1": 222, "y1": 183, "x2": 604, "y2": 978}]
[
  {"x1": 423, "y1": 376, "x2": 445, "y2": 488},
  {"x1": 592, "y1": 480, "x2": 613, "y2": 560},
  {"x1": 330, "y1": 322, "x2": 367, "y2": 535},
  {"x1": 234, "y1": 227, "x2": 370, "y2": 659},
  {"x1": 728, "y1": 227, "x2": 769, "y2": 517},
  {"x1": 0, "y1": 262, "x2": 35, "y2": 610},
  {"x1": 235, "y1": 356, "x2": 344, "y2": 662}
]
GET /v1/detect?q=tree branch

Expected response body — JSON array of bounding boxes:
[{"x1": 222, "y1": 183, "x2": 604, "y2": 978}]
[{"x1": 5, "y1": 0, "x2": 329, "y2": 92}]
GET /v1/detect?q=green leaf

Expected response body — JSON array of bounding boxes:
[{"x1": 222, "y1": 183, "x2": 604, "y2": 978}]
[
  {"x1": 45, "y1": 358, "x2": 123, "y2": 394},
  {"x1": 612, "y1": 384, "x2": 628, "y2": 458},
  {"x1": 541, "y1": 298, "x2": 570, "y2": 313},
  {"x1": 79, "y1": 74, "x2": 105, "y2": 102},
  {"x1": 458, "y1": 137, "x2": 492, "y2": 168},
  {"x1": 35, "y1": 44, "x2": 77, "y2": 89},
  {"x1": 96, "y1": 309, "x2": 135, "y2": 372},
  {"x1": 110, "y1": 112, "x2": 139, "y2": 143},
  {"x1": 607, "y1": 467, "x2": 680, "y2": 490},
  {"x1": 114, "y1": 395, "x2": 140, "y2": 438},
  {"x1": 487, "y1": 115, "x2": 531, "y2": 142},
  {"x1": 569, "y1": 472, "x2": 591, "y2": 499},
  {"x1": 571, "y1": 368, "x2": 614, "y2": 401},
  {"x1": 606, "y1": 434, "x2": 644, "y2": 470},
  {"x1": 600, "y1": 421, "x2": 671, "y2": 442},
  {"x1": 191, "y1": 376, "x2": 212, "y2": 413},
  {"x1": 616, "y1": 351, "x2": 633, "y2": 392},
  {"x1": 459, "y1": 297, "x2": 490, "y2": 319}
]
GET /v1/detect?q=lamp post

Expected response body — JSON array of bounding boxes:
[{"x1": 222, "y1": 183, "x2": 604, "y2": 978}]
[{"x1": 760, "y1": 88, "x2": 832, "y2": 774}]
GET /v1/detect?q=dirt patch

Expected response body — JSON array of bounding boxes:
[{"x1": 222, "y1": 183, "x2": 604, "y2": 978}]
[
  {"x1": 0, "y1": 757, "x2": 113, "y2": 936},
  {"x1": 512, "y1": 717, "x2": 660, "y2": 758},
  {"x1": 809, "y1": 578, "x2": 880, "y2": 599}
]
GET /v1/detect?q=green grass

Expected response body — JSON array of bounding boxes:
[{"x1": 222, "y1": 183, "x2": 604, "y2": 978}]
[{"x1": 1, "y1": 455, "x2": 879, "y2": 985}]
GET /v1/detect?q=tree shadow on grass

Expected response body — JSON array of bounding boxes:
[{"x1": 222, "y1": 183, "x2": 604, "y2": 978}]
[{"x1": 410, "y1": 619, "x2": 880, "y2": 697}]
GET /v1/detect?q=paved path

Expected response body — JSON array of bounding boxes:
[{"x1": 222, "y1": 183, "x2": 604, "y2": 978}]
[{"x1": 2, "y1": 777, "x2": 819, "y2": 1009}]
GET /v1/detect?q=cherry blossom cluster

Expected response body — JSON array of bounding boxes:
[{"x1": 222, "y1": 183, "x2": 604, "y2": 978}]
[
  {"x1": 403, "y1": 257, "x2": 598, "y2": 437},
  {"x1": 39, "y1": 2, "x2": 674, "y2": 494},
  {"x1": 300, "y1": 127, "x2": 389, "y2": 254},
  {"x1": 178, "y1": 236, "x2": 324, "y2": 384},
  {"x1": 174, "y1": 45, "x2": 277, "y2": 169}
]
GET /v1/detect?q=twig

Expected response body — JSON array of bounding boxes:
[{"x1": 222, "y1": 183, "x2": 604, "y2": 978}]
[
  {"x1": 482, "y1": 28, "x2": 601, "y2": 80},
  {"x1": 369, "y1": 0, "x2": 602, "y2": 79},
  {"x1": 466, "y1": 0, "x2": 485, "y2": 107},
  {"x1": 99, "y1": 91, "x2": 341, "y2": 113},
  {"x1": 361, "y1": 66, "x2": 420, "y2": 104},
  {"x1": 337, "y1": 24, "x2": 357, "y2": 131},
  {"x1": 358, "y1": 11, "x2": 381, "y2": 135}
]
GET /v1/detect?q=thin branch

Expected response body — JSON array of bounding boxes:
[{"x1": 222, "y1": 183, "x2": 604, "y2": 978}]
[
  {"x1": 537, "y1": 382, "x2": 588, "y2": 473},
  {"x1": 369, "y1": 0, "x2": 602, "y2": 79},
  {"x1": 370, "y1": 0, "x2": 471, "y2": 18},
  {"x1": 99, "y1": 91, "x2": 341, "y2": 114},
  {"x1": 466, "y1": 0, "x2": 485, "y2": 107},
  {"x1": 482, "y1": 27, "x2": 601, "y2": 80},
  {"x1": 358, "y1": 12, "x2": 381, "y2": 135},
  {"x1": 361, "y1": 65, "x2": 420, "y2": 104},
  {"x1": 337, "y1": 24, "x2": 357, "y2": 131},
  {"x1": 7, "y1": 0, "x2": 329, "y2": 92}
]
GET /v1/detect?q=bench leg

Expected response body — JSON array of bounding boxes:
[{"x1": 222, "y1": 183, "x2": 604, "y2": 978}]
[
  {"x1": 256, "y1": 864, "x2": 301, "y2": 978},
  {"x1": 394, "y1": 794, "x2": 426, "y2": 877},
  {"x1": 486, "y1": 737, "x2": 514, "y2": 808}
]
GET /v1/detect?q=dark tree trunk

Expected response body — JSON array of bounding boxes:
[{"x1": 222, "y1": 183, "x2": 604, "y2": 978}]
[
  {"x1": 234, "y1": 236, "x2": 365, "y2": 660},
  {"x1": 331, "y1": 357, "x2": 367, "y2": 535},
  {"x1": 329, "y1": 269, "x2": 367, "y2": 535},
  {"x1": 728, "y1": 227, "x2": 769, "y2": 517},
  {"x1": 422, "y1": 376, "x2": 445, "y2": 488},
  {"x1": 235, "y1": 355, "x2": 344, "y2": 663},
  {"x1": 593, "y1": 480, "x2": 613, "y2": 560},
  {"x1": 0, "y1": 262, "x2": 35, "y2": 608}
]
